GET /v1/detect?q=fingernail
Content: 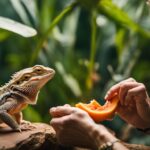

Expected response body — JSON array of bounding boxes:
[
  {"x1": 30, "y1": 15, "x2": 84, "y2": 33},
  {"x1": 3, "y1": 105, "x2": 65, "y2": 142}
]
[
  {"x1": 64, "y1": 104, "x2": 70, "y2": 107},
  {"x1": 50, "y1": 107, "x2": 56, "y2": 112},
  {"x1": 104, "y1": 94, "x2": 108, "y2": 99}
]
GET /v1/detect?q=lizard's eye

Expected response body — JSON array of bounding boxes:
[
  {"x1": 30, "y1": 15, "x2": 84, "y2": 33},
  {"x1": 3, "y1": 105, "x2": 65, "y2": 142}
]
[
  {"x1": 37, "y1": 69, "x2": 41, "y2": 72},
  {"x1": 35, "y1": 68, "x2": 43, "y2": 73},
  {"x1": 23, "y1": 74, "x2": 31, "y2": 80}
]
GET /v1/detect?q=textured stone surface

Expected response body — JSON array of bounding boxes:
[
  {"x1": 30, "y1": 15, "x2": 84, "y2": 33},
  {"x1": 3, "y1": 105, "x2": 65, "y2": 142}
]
[
  {"x1": 0, "y1": 122, "x2": 150, "y2": 150},
  {"x1": 0, "y1": 123, "x2": 64, "y2": 150}
]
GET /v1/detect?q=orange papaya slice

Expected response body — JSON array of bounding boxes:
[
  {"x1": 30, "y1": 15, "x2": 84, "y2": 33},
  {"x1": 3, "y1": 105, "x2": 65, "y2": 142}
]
[{"x1": 75, "y1": 96, "x2": 119, "y2": 122}]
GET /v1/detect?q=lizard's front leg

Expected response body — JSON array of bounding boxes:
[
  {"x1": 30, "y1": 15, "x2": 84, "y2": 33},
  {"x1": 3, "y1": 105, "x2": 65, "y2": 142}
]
[
  {"x1": 0, "y1": 111, "x2": 20, "y2": 131},
  {"x1": 0, "y1": 98, "x2": 20, "y2": 132}
]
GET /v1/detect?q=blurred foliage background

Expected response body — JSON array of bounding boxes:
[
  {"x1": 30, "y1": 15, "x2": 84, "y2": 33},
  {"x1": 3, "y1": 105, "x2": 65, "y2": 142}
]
[{"x1": 0, "y1": 0, "x2": 150, "y2": 146}]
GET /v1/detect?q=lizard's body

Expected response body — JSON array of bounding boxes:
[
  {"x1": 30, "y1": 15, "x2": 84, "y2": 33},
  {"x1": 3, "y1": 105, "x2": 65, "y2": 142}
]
[{"x1": 0, "y1": 65, "x2": 55, "y2": 131}]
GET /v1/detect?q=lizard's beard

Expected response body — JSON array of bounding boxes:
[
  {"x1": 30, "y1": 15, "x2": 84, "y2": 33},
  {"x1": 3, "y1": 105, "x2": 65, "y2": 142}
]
[{"x1": 12, "y1": 85, "x2": 40, "y2": 104}]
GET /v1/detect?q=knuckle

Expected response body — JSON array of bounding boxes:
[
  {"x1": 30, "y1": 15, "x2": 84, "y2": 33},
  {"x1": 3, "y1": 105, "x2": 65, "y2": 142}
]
[
  {"x1": 127, "y1": 89, "x2": 133, "y2": 95},
  {"x1": 61, "y1": 119, "x2": 68, "y2": 125},
  {"x1": 128, "y1": 77, "x2": 136, "y2": 82},
  {"x1": 74, "y1": 111, "x2": 82, "y2": 118},
  {"x1": 62, "y1": 116, "x2": 76, "y2": 125},
  {"x1": 75, "y1": 110, "x2": 87, "y2": 118},
  {"x1": 139, "y1": 83, "x2": 146, "y2": 90},
  {"x1": 120, "y1": 83, "x2": 128, "y2": 89}
]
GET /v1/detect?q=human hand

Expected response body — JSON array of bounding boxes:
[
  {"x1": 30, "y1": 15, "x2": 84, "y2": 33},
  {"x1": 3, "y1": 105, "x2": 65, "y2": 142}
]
[
  {"x1": 49, "y1": 105, "x2": 116, "y2": 149},
  {"x1": 105, "y1": 78, "x2": 150, "y2": 129}
]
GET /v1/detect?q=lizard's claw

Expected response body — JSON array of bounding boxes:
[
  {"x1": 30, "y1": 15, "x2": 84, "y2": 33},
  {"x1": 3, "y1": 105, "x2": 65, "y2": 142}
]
[
  {"x1": 14, "y1": 127, "x2": 22, "y2": 132},
  {"x1": 20, "y1": 122, "x2": 36, "y2": 131}
]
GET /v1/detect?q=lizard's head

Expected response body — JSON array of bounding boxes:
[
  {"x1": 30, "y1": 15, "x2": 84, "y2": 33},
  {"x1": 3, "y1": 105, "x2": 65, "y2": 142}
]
[
  {"x1": 8, "y1": 65, "x2": 55, "y2": 104},
  {"x1": 11, "y1": 65, "x2": 55, "y2": 89}
]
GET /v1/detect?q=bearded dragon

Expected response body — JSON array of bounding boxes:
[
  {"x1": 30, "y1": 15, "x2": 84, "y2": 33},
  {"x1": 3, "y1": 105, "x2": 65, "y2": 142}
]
[{"x1": 0, "y1": 65, "x2": 55, "y2": 132}]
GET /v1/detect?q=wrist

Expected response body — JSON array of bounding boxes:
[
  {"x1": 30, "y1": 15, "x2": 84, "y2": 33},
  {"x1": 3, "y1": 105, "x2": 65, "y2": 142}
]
[
  {"x1": 98, "y1": 139, "x2": 121, "y2": 150},
  {"x1": 91, "y1": 124, "x2": 118, "y2": 149},
  {"x1": 90, "y1": 124, "x2": 129, "y2": 150}
]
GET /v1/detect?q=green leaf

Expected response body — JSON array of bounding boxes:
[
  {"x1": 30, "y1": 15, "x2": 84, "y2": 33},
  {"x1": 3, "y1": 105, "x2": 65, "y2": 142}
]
[
  {"x1": 10, "y1": 0, "x2": 31, "y2": 25},
  {"x1": 30, "y1": 2, "x2": 78, "y2": 64},
  {"x1": 115, "y1": 28, "x2": 127, "y2": 57},
  {"x1": 0, "y1": 16, "x2": 37, "y2": 37},
  {"x1": 21, "y1": 0, "x2": 38, "y2": 24},
  {"x1": 55, "y1": 62, "x2": 82, "y2": 97},
  {"x1": 98, "y1": 0, "x2": 150, "y2": 38},
  {"x1": 40, "y1": 0, "x2": 55, "y2": 31}
]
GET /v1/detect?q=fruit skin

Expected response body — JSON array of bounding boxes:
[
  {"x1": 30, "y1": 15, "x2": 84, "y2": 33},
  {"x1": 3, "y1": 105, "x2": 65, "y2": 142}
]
[{"x1": 75, "y1": 96, "x2": 119, "y2": 122}]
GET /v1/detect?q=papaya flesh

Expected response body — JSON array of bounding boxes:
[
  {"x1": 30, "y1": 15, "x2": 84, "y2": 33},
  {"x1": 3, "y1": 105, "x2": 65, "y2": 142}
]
[{"x1": 75, "y1": 96, "x2": 119, "y2": 122}]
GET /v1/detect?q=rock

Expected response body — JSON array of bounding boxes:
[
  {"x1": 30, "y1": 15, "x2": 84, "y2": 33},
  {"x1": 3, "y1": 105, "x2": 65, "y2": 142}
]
[
  {"x1": 0, "y1": 122, "x2": 150, "y2": 150},
  {"x1": 0, "y1": 122, "x2": 71, "y2": 150}
]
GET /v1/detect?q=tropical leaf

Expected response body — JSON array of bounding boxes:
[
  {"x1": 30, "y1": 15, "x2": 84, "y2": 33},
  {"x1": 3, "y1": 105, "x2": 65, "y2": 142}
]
[
  {"x1": 30, "y1": 2, "x2": 78, "y2": 64},
  {"x1": 20, "y1": 0, "x2": 38, "y2": 25},
  {"x1": 10, "y1": 0, "x2": 31, "y2": 25},
  {"x1": 0, "y1": 16, "x2": 37, "y2": 37},
  {"x1": 98, "y1": 0, "x2": 150, "y2": 38}
]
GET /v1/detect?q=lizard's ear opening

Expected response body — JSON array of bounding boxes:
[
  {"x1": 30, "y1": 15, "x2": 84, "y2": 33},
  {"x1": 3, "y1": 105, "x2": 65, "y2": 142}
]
[
  {"x1": 16, "y1": 81, "x2": 20, "y2": 85},
  {"x1": 16, "y1": 80, "x2": 23, "y2": 85}
]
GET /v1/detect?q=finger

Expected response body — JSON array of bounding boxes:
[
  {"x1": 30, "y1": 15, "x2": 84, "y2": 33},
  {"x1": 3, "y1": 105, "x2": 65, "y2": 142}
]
[
  {"x1": 50, "y1": 104, "x2": 71, "y2": 113},
  {"x1": 104, "y1": 85, "x2": 120, "y2": 100},
  {"x1": 50, "y1": 121, "x2": 61, "y2": 133},
  {"x1": 50, "y1": 106, "x2": 76, "y2": 118},
  {"x1": 125, "y1": 84, "x2": 146, "y2": 106},
  {"x1": 64, "y1": 104, "x2": 71, "y2": 107},
  {"x1": 51, "y1": 117, "x2": 72, "y2": 146},
  {"x1": 50, "y1": 118, "x2": 63, "y2": 129},
  {"x1": 119, "y1": 82, "x2": 139, "y2": 106},
  {"x1": 105, "y1": 78, "x2": 136, "y2": 100},
  {"x1": 118, "y1": 77, "x2": 136, "y2": 83},
  {"x1": 50, "y1": 118, "x2": 64, "y2": 138},
  {"x1": 123, "y1": 78, "x2": 136, "y2": 82},
  {"x1": 50, "y1": 115, "x2": 71, "y2": 132}
]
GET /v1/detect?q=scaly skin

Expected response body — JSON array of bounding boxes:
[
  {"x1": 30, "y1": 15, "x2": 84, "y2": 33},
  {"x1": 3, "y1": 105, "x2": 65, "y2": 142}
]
[{"x1": 0, "y1": 65, "x2": 55, "y2": 131}]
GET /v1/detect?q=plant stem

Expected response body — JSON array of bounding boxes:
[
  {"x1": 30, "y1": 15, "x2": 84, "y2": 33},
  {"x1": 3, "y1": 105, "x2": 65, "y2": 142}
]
[
  {"x1": 86, "y1": 10, "x2": 97, "y2": 89},
  {"x1": 30, "y1": 2, "x2": 78, "y2": 65}
]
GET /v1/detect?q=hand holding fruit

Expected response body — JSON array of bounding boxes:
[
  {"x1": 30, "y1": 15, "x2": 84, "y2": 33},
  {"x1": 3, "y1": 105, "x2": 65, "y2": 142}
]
[
  {"x1": 50, "y1": 105, "x2": 128, "y2": 150},
  {"x1": 50, "y1": 105, "x2": 118, "y2": 149},
  {"x1": 105, "y1": 78, "x2": 150, "y2": 129}
]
